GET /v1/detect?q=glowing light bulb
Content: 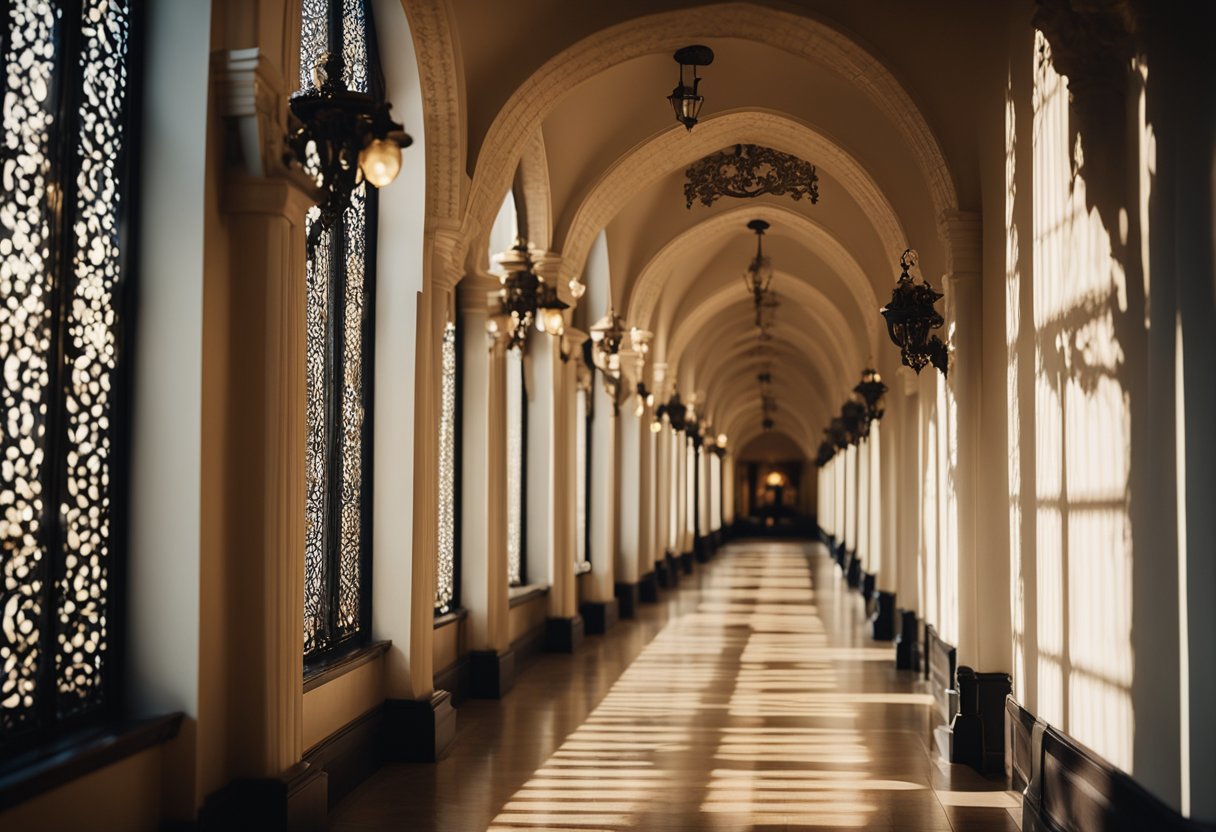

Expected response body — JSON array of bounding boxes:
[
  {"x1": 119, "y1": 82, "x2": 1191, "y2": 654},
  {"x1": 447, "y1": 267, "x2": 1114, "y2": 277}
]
[
  {"x1": 650, "y1": 420, "x2": 662, "y2": 433},
  {"x1": 359, "y1": 138, "x2": 402, "y2": 188},
  {"x1": 569, "y1": 280, "x2": 586, "y2": 300}
]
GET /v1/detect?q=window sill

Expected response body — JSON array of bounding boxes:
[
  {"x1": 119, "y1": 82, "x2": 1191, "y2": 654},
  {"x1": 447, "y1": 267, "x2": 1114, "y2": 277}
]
[
  {"x1": 509, "y1": 583, "x2": 549, "y2": 608},
  {"x1": 433, "y1": 608, "x2": 468, "y2": 630},
  {"x1": 303, "y1": 640, "x2": 391, "y2": 693},
  {"x1": 0, "y1": 712, "x2": 184, "y2": 812}
]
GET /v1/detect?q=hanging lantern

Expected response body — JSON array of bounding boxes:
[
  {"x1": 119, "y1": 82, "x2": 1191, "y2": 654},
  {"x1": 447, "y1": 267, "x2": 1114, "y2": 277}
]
[
  {"x1": 496, "y1": 241, "x2": 541, "y2": 350},
  {"x1": 840, "y1": 400, "x2": 866, "y2": 446},
  {"x1": 667, "y1": 45, "x2": 714, "y2": 131},
  {"x1": 286, "y1": 5, "x2": 412, "y2": 249},
  {"x1": 589, "y1": 306, "x2": 628, "y2": 371},
  {"x1": 880, "y1": 249, "x2": 948, "y2": 376},
  {"x1": 826, "y1": 419, "x2": 849, "y2": 450},
  {"x1": 665, "y1": 389, "x2": 687, "y2": 432},
  {"x1": 853, "y1": 367, "x2": 888, "y2": 436},
  {"x1": 742, "y1": 219, "x2": 774, "y2": 324},
  {"x1": 534, "y1": 282, "x2": 569, "y2": 337}
]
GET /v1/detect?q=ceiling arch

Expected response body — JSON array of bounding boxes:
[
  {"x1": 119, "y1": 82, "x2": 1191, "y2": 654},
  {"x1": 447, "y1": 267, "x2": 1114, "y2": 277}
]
[
  {"x1": 454, "y1": 2, "x2": 960, "y2": 275},
  {"x1": 628, "y1": 199, "x2": 883, "y2": 360},
  {"x1": 664, "y1": 276, "x2": 863, "y2": 399}
]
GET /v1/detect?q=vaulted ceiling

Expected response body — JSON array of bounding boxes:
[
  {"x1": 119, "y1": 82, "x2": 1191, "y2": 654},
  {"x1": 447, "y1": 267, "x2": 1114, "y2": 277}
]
[{"x1": 423, "y1": 0, "x2": 1008, "y2": 458}]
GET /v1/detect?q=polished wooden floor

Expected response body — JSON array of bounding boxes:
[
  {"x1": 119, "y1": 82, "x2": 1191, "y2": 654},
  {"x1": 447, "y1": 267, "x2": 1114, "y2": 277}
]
[{"x1": 330, "y1": 541, "x2": 1021, "y2": 831}]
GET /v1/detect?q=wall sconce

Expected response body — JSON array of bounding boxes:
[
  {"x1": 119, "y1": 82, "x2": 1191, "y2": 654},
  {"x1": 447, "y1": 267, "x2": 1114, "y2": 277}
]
[
  {"x1": 827, "y1": 418, "x2": 848, "y2": 450},
  {"x1": 667, "y1": 45, "x2": 714, "y2": 131},
  {"x1": 589, "y1": 306, "x2": 628, "y2": 371},
  {"x1": 840, "y1": 400, "x2": 866, "y2": 446},
  {"x1": 852, "y1": 368, "x2": 887, "y2": 436},
  {"x1": 535, "y1": 282, "x2": 568, "y2": 337},
  {"x1": 286, "y1": 9, "x2": 411, "y2": 247},
  {"x1": 664, "y1": 389, "x2": 687, "y2": 432},
  {"x1": 742, "y1": 219, "x2": 774, "y2": 325},
  {"x1": 496, "y1": 241, "x2": 540, "y2": 350},
  {"x1": 880, "y1": 249, "x2": 948, "y2": 376}
]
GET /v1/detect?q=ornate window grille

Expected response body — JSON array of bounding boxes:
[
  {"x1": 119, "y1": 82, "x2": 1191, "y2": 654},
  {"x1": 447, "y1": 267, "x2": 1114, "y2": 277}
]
[
  {"x1": 574, "y1": 374, "x2": 593, "y2": 573},
  {"x1": 435, "y1": 321, "x2": 458, "y2": 614},
  {"x1": 301, "y1": 0, "x2": 378, "y2": 660},
  {"x1": 0, "y1": 0, "x2": 137, "y2": 756},
  {"x1": 505, "y1": 348, "x2": 526, "y2": 586}
]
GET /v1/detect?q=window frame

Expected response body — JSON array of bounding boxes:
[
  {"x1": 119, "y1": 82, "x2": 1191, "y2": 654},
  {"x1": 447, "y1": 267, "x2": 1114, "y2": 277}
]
[
  {"x1": 0, "y1": 0, "x2": 143, "y2": 759},
  {"x1": 434, "y1": 315, "x2": 462, "y2": 616},
  {"x1": 300, "y1": 0, "x2": 381, "y2": 667}
]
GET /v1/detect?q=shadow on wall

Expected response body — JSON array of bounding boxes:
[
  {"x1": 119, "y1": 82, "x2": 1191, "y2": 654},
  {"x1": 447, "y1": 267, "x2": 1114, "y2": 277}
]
[{"x1": 1006, "y1": 21, "x2": 1187, "y2": 802}]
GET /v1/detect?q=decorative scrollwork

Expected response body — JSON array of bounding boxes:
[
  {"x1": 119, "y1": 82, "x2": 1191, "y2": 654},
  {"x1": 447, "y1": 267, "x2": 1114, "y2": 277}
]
[{"x1": 684, "y1": 144, "x2": 819, "y2": 209}]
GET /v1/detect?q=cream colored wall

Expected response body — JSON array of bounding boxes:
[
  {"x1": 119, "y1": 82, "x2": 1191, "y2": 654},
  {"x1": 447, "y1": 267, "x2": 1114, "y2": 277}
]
[
  {"x1": 303, "y1": 658, "x2": 386, "y2": 752},
  {"x1": 0, "y1": 748, "x2": 164, "y2": 832}
]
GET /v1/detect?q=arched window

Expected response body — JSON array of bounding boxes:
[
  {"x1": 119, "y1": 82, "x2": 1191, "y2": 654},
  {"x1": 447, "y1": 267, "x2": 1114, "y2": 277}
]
[
  {"x1": 435, "y1": 320, "x2": 459, "y2": 614},
  {"x1": 300, "y1": 0, "x2": 378, "y2": 661},
  {"x1": 0, "y1": 0, "x2": 137, "y2": 754},
  {"x1": 506, "y1": 348, "x2": 526, "y2": 585}
]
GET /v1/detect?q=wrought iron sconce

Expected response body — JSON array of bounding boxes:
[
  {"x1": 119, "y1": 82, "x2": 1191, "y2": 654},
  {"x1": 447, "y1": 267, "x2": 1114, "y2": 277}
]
[
  {"x1": 589, "y1": 306, "x2": 628, "y2": 374},
  {"x1": 634, "y1": 381, "x2": 656, "y2": 418},
  {"x1": 667, "y1": 45, "x2": 714, "y2": 131},
  {"x1": 742, "y1": 219, "x2": 774, "y2": 325},
  {"x1": 827, "y1": 418, "x2": 849, "y2": 451},
  {"x1": 880, "y1": 249, "x2": 948, "y2": 376},
  {"x1": 286, "y1": 7, "x2": 411, "y2": 248},
  {"x1": 664, "y1": 389, "x2": 687, "y2": 432},
  {"x1": 495, "y1": 240, "x2": 566, "y2": 350},
  {"x1": 853, "y1": 367, "x2": 887, "y2": 437},
  {"x1": 840, "y1": 400, "x2": 866, "y2": 446}
]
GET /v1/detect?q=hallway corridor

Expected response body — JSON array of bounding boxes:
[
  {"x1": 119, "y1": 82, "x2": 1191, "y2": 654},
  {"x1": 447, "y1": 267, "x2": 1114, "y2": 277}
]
[{"x1": 329, "y1": 542, "x2": 1020, "y2": 831}]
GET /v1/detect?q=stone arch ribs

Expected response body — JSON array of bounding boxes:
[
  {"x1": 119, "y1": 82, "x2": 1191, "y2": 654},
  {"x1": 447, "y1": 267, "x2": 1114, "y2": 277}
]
[
  {"x1": 567, "y1": 110, "x2": 902, "y2": 319},
  {"x1": 628, "y1": 200, "x2": 882, "y2": 363},
  {"x1": 516, "y1": 130, "x2": 553, "y2": 252},
  {"x1": 402, "y1": 0, "x2": 466, "y2": 225},
  {"x1": 454, "y1": 2, "x2": 961, "y2": 278},
  {"x1": 665, "y1": 285, "x2": 858, "y2": 407}
]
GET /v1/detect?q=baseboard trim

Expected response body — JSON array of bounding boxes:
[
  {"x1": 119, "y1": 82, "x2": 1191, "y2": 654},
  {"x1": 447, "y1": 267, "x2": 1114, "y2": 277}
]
[
  {"x1": 660, "y1": 553, "x2": 680, "y2": 588},
  {"x1": 468, "y1": 648, "x2": 516, "y2": 699},
  {"x1": 639, "y1": 570, "x2": 659, "y2": 603},
  {"x1": 200, "y1": 762, "x2": 327, "y2": 832},
  {"x1": 614, "y1": 581, "x2": 640, "y2": 619},
  {"x1": 580, "y1": 599, "x2": 619, "y2": 635},
  {"x1": 383, "y1": 691, "x2": 456, "y2": 763},
  {"x1": 302, "y1": 707, "x2": 383, "y2": 811},
  {"x1": 544, "y1": 615, "x2": 584, "y2": 653}
]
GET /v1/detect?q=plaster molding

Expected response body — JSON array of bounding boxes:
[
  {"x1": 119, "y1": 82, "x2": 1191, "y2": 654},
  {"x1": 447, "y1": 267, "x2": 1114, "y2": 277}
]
[
  {"x1": 458, "y1": 3, "x2": 959, "y2": 274},
  {"x1": 214, "y1": 47, "x2": 293, "y2": 180},
  {"x1": 566, "y1": 111, "x2": 905, "y2": 307},
  {"x1": 939, "y1": 210, "x2": 983, "y2": 278},
  {"x1": 517, "y1": 129, "x2": 554, "y2": 252},
  {"x1": 402, "y1": 0, "x2": 466, "y2": 223}
]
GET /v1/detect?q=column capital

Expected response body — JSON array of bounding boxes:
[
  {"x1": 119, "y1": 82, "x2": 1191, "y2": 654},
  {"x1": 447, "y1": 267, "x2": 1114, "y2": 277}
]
[
  {"x1": 214, "y1": 47, "x2": 291, "y2": 180},
  {"x1": 938, "y1": 210, "x2": 982, "y2": 278}
]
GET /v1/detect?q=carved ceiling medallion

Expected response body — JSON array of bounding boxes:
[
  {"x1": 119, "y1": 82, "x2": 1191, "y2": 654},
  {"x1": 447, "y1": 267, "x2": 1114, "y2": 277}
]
[{"x1": 684, "y1": 144, "x2": 820, "y2": 209}]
